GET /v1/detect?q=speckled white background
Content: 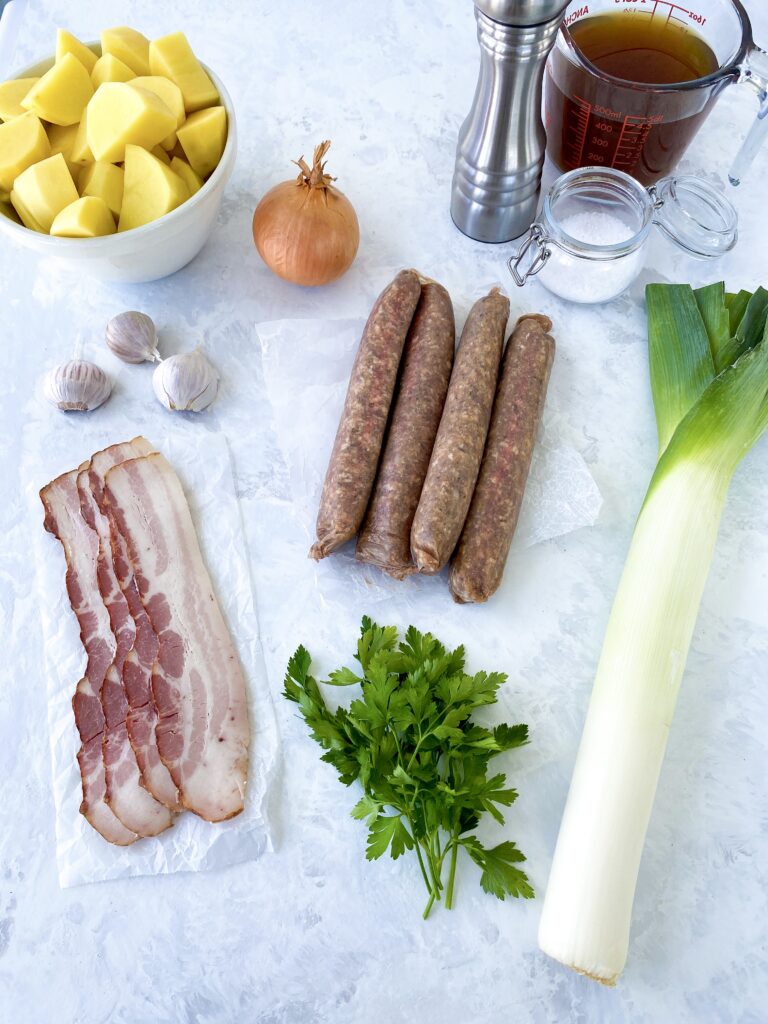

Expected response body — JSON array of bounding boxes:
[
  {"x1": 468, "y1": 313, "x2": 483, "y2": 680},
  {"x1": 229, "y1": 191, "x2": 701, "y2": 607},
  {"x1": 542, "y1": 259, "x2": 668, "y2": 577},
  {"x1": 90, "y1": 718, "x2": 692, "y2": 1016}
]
[{"x1": 1, "y1": 2, "x2": 767, "y2": 1021}]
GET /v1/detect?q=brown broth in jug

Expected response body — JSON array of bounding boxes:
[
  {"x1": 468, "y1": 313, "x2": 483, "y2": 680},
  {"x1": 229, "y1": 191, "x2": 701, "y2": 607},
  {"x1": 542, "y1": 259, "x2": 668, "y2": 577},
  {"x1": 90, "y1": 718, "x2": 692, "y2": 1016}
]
[{"x1": 545, "y1": 11, "x2": 721, "y2": 184}]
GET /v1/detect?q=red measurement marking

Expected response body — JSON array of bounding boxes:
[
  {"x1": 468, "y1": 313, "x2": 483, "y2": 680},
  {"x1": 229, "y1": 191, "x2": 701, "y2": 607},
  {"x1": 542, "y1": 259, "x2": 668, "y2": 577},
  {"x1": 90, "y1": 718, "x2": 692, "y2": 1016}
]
[
  {"x1": 612, "y1": 114, "x2": 656, "y2": 171},
  {"x1": 567, "y1": 94, "x2": 592, "y2": 168}
]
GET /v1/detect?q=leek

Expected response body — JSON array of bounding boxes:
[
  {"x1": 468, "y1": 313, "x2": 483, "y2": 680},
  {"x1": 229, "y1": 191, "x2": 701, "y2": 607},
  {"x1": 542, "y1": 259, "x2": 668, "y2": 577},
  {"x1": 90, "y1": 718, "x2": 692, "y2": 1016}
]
[{"x1": 538, "y1": 282, "x2": 768, "y2": 985}]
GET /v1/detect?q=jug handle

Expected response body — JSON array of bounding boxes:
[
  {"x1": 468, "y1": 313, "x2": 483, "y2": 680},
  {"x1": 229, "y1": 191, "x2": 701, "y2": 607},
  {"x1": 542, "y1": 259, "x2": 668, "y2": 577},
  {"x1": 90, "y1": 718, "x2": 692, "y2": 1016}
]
[{"x1": 729, "y1": 43, "x2": 768, "y2": 186}]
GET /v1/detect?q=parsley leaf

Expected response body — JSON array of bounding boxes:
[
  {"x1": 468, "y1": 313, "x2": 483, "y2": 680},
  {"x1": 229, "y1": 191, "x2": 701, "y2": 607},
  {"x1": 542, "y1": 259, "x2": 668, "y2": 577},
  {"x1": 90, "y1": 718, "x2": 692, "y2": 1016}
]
[{"x1": 283, "y1": 618, "x2": 532, "y2": 917}]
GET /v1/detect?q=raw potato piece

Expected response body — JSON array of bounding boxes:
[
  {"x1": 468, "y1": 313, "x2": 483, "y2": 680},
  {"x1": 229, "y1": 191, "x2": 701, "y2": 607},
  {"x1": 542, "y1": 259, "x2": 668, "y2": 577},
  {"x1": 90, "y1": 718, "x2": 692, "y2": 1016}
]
[
  {"x1": 10, "y1": 191, "x2": 45, "y2": 231},
  {"x1": 51, "y1": 196, "x2": 116, "y2": 237},
  {"x1": 87, "y1": 83, "x2": 176, "y2": 163},
  {"x1": 131, "y1": 76, "x2": 185, "y2": 129},
  {"x1": 119, "y1": 145, "x2": 189, "y2": 232},
  {"x1": 149, "y1": 32, "x2": 219, "y2": 113},
  {"x1": 79, "y1": 161, "x2": 124, "y2": 217},
  {"x1": 46, "y1": 122, "x2": 79, "y2": 176},
  {"x1": 177, "y1": 106, "x2": 227, "y2": 178},
  {"x1": 0, "y1": 111, "x2": 50, "y2": 192},
  {"x1": 11, "y1": 153, "x2": 78, "y2": 232},
  {"x1": 91, "y1": 54, "x2": 135, "y2": 88},
  {"x1": 56, "y1": 29, "x2": 98, "y2": 73},
  {"x1": 100, "y1": 27, "x2": 151, "y2": 77},
  {"x1": 70, "y1": 113, "x2": 93, "y2": 165},
  {"x1": 151, "y1": 145, "x2": 171, "y2": 165},
  {"x1": 0, "y1": 78, "x2": 39, "y2": 121},
  {"x1": 22, "y1": 53, "x2": 94, "y2": 126},
  {"x1": 170, "y1": 156, "x2": 203, "y2": 196}
]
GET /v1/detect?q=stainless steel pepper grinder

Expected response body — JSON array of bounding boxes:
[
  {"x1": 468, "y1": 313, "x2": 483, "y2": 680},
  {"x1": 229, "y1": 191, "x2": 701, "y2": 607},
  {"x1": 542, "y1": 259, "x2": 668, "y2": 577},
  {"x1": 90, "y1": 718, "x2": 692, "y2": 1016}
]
[{"x1": 451, "y1": 0, "x2": 570, "y2": 243}]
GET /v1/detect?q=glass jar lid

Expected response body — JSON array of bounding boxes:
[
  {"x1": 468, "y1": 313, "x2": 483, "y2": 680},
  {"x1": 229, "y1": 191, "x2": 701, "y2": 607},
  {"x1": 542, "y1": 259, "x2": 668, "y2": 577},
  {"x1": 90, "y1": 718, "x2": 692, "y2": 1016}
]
[{"x1": 649, "y1": 174, "x2": 738, "y2": 258}]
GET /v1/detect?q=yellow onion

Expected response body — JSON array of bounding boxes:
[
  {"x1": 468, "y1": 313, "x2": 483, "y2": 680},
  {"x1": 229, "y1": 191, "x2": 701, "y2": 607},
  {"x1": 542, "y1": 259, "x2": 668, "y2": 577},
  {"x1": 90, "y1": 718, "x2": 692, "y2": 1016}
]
[{"x1": 252, "y1": 140, "x2": 360, "y2": 287}]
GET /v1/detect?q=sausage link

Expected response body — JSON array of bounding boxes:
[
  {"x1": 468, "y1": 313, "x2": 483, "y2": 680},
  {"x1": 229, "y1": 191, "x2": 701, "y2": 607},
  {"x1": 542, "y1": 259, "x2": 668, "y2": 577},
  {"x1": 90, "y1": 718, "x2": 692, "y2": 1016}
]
[
  {"x1": 410, "y1": 287, "x2": 510, "y2": 574},
  {"x1": 356, "y1": 281, "x2": 455, "y2": 578},
  {"x1": 450, "y1": 314, "x2": 555, "y2": 604},
  {"x1": 310, "y1": 269, "x2": 422, "y2": 560}
]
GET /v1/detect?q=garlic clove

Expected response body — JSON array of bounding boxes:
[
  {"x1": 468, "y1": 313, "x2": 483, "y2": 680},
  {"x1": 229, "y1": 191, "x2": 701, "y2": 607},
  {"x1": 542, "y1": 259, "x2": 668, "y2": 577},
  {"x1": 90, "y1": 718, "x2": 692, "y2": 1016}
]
[
  {"x1": 106, "y1": 311, "x2": 160, "y2": 364},
  {"x1": 152, "y1": 349, "x2": 219, "y2": 413},
  {"x1": 44, "y1": 360, "x2": 112, "y2": 412}
]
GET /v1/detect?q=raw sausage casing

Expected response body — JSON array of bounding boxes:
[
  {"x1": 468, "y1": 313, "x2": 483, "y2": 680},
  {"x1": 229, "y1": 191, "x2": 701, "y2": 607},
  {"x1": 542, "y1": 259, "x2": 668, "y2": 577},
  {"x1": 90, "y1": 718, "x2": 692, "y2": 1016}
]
[
  {"x1": 410, "y1": 287, "x2": 510, "y2": 574},
  {"x1": 310, "y1": 269, "x2": 422, "y2": 560},
  {"x1": 356, "y1": 280, "x2": 455, "y2": 578},
  {"x1": 450, "y1": 314, "x2": 555, "y2": 604}
]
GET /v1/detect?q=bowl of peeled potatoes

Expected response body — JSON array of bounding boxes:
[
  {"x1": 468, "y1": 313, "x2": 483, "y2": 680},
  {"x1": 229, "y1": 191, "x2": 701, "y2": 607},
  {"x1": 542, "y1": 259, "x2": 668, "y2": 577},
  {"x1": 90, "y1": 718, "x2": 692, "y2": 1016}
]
[{"x1": 0, "y1": 26, "x2": 236, "y2": 283}]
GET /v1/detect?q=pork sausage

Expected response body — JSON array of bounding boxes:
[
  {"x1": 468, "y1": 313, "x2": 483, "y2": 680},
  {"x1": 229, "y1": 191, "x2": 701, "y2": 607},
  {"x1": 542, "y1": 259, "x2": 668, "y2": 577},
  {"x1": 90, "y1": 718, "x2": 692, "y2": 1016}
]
[
  {"x1": 450, "y1": 314, "x2": 555, "y2": 603},
  {"x1": 356, "y1": 280, "x2": 455, "y2": 577},
  {"x1": 410, "y1": 287, "x2": 510, "y2": 574},
  {"x1": 310, "y1": 269, "x2": 422, "y2": 560}
]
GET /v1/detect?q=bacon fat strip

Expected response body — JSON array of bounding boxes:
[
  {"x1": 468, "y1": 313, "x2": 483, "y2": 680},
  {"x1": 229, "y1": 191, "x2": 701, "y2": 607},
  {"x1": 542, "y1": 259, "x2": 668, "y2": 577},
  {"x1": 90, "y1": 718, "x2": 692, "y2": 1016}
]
[
  {"x1": 450, "y1": 315, "x2": 555, "y2": 604},
  {"x1": 309, "y1": 269, "x2": 422, "y2": 560},
  {"x1": 41, "y1": 470, "x2": 137, "y2": 846},
  {"x1": 105, "y1": 453, "x2": 250, "y2": 822},
  {"x1": 89, "y1": 439, "x2": 181, "y2": 812},
  {"x1": 78, "y1": 446, "x2": 176, "y2": 834},
  {"x1": 410, "y1": 287, "x2": 510, "y2": 574},
  {"x1": 356, "y1": 280, "x2": 456, "y2": 578}
]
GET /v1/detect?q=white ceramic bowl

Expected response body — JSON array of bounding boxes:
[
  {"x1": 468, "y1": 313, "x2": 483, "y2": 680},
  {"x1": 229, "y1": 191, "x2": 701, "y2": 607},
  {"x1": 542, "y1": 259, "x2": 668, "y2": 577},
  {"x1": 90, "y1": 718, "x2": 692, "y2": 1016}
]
[{"x1": 0, "y1": 46, "x2": 237, "y2": 283}]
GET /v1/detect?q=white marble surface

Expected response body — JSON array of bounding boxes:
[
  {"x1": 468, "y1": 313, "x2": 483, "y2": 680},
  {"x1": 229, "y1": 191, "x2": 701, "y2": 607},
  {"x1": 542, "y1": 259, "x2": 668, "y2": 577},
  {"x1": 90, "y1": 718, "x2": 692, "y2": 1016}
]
[{"x1": 1, "y1": 2, "x2": 767, "y2": 1021}]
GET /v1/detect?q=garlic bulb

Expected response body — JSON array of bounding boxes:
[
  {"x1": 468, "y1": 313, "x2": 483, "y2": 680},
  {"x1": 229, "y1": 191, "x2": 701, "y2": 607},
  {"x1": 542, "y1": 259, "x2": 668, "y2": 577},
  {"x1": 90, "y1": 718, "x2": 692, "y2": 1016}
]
[
  {"x1": 106, "y1": 311, "x2": 160, "y2": 364},
  {"x1": 44, "y1": 360, "x2": 112, "y2": 412},
  {"x1": 152, "y1": 349, "x2": 218, "y2": 412}
]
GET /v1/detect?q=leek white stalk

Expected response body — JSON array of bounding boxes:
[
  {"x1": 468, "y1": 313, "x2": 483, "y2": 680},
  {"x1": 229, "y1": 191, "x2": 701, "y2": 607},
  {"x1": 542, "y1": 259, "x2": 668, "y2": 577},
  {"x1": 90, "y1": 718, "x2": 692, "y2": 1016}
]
[{"x1": 539, "y1": 283, "x2": 768, "y2": 984}]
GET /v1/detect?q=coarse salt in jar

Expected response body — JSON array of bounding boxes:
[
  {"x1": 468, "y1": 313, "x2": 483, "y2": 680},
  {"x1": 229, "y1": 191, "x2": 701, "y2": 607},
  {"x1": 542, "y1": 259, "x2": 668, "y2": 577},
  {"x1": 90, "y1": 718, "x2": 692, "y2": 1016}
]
[{"x1": 509, "y1": 167, "x2": 738, "y2": 304}]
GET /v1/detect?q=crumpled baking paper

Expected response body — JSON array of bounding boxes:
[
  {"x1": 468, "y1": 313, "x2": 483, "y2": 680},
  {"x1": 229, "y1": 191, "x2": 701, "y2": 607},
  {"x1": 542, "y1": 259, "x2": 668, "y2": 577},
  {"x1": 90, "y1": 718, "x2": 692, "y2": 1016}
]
[
  {"x1": 29, "y1": 431, "x2": 278, "y2": 889},
  {"x1": 256, "y1": 316, "x2": 603, "y2": 580}
]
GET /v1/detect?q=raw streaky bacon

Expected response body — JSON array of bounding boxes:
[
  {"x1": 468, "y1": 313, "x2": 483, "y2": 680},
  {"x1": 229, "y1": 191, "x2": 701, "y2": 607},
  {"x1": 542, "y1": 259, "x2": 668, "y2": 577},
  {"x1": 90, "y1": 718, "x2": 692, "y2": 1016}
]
[
  {"x1": 40, "y1": 469, "x2": 137, "y2": 846},
  {"x1": 77, "y1": 448, "x2": 174, "y2": 836},
  {"x1": 105, "y1": 452, "x2": 250, "y2": 821},
  {"x1": 89, "y1": 439, "x2": 180, "y2": 812}
]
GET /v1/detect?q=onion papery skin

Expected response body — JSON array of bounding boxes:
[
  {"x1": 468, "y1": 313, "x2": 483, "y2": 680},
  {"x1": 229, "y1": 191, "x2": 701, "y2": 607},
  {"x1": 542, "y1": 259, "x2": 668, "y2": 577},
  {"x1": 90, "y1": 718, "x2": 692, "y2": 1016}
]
[{"x1": 252, "y1": 181, "x2": 360, "y2": 287}]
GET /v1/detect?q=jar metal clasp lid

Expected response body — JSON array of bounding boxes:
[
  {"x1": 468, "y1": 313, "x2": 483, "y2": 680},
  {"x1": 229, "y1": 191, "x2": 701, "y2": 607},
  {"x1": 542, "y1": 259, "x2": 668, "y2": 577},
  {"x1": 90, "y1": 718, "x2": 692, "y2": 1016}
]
[{"x1": 507, "y1": 224, "x2": 552, "y2": 286}]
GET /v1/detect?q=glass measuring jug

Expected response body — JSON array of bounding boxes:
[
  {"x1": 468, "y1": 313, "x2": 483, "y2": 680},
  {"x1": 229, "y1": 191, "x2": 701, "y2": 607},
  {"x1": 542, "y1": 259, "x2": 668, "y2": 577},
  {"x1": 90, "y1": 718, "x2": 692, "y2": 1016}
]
[{"x1": 544, "y1": 0, "x2": 768, "y2": 186}]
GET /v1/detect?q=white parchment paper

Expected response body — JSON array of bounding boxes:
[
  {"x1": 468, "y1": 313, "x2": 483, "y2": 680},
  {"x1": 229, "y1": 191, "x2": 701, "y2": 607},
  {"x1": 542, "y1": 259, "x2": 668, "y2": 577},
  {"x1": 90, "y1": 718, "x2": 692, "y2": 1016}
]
[
  {"x1": 256, "y1": 316, "x2": 603, "y2": 584},
  {"x1": 29, "y1": 431, "x2": 278, "y2": 889}
]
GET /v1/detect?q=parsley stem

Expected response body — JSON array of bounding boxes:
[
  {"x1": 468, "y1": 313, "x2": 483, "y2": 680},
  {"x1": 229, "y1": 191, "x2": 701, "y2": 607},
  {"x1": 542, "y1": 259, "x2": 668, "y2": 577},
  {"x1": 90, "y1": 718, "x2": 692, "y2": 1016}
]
[{"x1": 445, "y1": 837, "x2": 459, "y2": 910}]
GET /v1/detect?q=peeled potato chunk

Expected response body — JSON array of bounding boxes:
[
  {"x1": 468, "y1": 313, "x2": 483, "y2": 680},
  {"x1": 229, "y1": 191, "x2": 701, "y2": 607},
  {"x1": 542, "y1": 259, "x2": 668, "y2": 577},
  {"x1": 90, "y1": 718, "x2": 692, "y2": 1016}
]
[
  {"x1": 170, "y1": 156, "x2": 203, "y2": 196},
  {"x1": 87, "y1": 82, "x2": 176, "y2": 163},
  {"x1": 118, "y1": 144, "x2": 189, "y2": 232},
  {"x1": 51, "y1": 195, "x2": 116, "y2": 237},
  {"x1": 79, "y1": 161, "x2": 124, "y2": 217},
  {"x1": 11, "y1": 152, "x2": 78, "y2": 232},
  {"x1": 151, "y1": 145, "x2": 171, "y2": 165},
  {"x1": 177, "y1": 106, "x2": 226, "y2": 179},
  {"x1": 70, "y1": 113, "x2": 93, "y2": 165},
  {"x1": 0, "y1": 111, "x2": 51, "y2": 192},
  {"x1": 22, "y1": 53, "x2": 94, "y2": 126},
  {"x1": 0, "y1": 78, "x2": 40, "y2": 121},
  {"x1": 46, "y1": 122, "x2": 80, "y2": 176},
  {"x1": 91, "y1": 53, "x2": 136, "y2": 88},
  {"x1": 10, "y1": 190, "x2": 46, "y2": 231},
  {"x1": 56, "y1": 29, "x2": 98, "y2": 73},
  {"x1": 149, "y1": 32, "x2": 219, "y2": 113},
  {"x1": 131, "y1": 76, "x2": 185, "y2": 128},
  {"x1": 101, "y1": 26, "x2": 151, "y2": 76}
]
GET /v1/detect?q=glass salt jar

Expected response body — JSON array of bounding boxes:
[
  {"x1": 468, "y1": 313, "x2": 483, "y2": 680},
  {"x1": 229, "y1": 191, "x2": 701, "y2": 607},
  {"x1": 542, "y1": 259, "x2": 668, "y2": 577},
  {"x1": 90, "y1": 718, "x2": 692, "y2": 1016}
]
[{"x1": 509, "y1": 167, "x2": 738, "y2": 304}]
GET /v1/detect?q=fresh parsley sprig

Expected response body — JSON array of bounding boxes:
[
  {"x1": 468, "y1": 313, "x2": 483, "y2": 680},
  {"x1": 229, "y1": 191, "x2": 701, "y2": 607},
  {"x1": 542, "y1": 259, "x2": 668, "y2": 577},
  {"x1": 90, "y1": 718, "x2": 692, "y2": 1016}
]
[{"x1": 284, "y1": 616, "x2": 533, "y2": 918}]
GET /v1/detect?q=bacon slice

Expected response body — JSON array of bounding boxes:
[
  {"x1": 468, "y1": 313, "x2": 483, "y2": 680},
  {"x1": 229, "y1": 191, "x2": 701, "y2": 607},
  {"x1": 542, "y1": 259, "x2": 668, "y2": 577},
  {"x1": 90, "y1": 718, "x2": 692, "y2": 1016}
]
[
  {"x1": 89, "y1": 440, "x2": 181, "y2": 812},
  {"x1": 77, "y1": 448, "x2": 174, "y2": 837},
  {"x1": 41, "y1": 469, "x2": 137, "y2": 846},
  {"x1": 105, "y1": 452, "x2": 249, "y2": 821}
]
